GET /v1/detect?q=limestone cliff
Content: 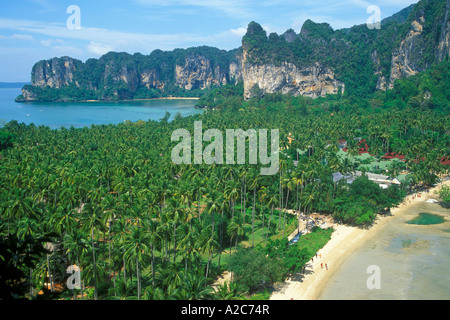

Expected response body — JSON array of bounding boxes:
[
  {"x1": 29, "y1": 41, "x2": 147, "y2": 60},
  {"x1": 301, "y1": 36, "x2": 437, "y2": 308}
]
[
  {"x1": 241, "y1": 60, "x2": 344, "y2": 100},
  {"x1": 20, "y1": 87, "x2": 39, "y2": 102},
  {"x1": 102, "y1": 60, "x2": 139, "y2": 99},
  {"x1": 17, "y1": 0, "x2": 449, "y2": 102},
  {"x1": 140, "y1": 69, "x2": 164, "y2": 91},
  {"x1": 175, "y1": 55, "x2": 228, "y2": 90},
  {"x1": 387, "y1": 0, "x2": 450, "y2": 89},
  {"x1": 229, "y1": 54, "x2": 244, "y2": 84},
  {"x1": 388, "y1": 18, "x2": 426, "y2": 89},
  {"x1": 239, "y1": 20, "x2": 344, "y2": 100},
  {"x1": 436, "y1": 0, "x2": 450, "y2": 62},
  {"x1": 371, "y1": 50, "x2": 387, "y2": 91},
  {"x1": 19, "y1": 50, "x2": 240, "y2": 101},
  {"x1": 31, "y1": 56, "x2": 81, "y2": 89}
]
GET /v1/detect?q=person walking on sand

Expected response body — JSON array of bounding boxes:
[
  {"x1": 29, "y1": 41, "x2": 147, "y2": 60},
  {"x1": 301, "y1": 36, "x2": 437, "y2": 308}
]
[
  {"x1": 321, "y1": 263, "x2": 323, "y2": 269},
  {"x1": 325, "y1": 264, "x2": 328, "y2": 270}
]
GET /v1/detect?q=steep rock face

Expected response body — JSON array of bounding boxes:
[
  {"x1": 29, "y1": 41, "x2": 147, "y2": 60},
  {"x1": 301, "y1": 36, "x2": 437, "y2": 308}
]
[
  {"x1": 242, "y1": 60, "x2": 344, "y2": 100},
  {"x1": 371, "y1": 50, "x2": 387, "y2": 91},
  {"x1": 437, "y1": 0, "x2": 450, "y2": 61},
  {"x1": 387, "y1": 0, "x2": 450, "y2": 89},
  {"x1": 282, "y1": 29, "x2": 297, "y2": 43},
  {"x1": 388, "y1": 18, "x2": 426, "y2": 89},
  {"x1": 240, "y1": 20, "x2": 344, "y2": 99},
  {"x1": 20, "y1": 88, "x2": 39, "y2": 102},
  {"x1": 19, "y1": 0, "x2": 449, "y2": 102},
  {"x1": 140, "y1": 69, "x2": 164, "y2": 90},
  {"x1": 175, "y1": 55, "x2": 227, "y2": 90},
  {"x1": 229, "y1": 54, "x2": 244, "y2": 84},
  {"x1": 32, "y1": 56, "x2": 80, "y2": 89},
  {"x1": 23, "y1": 50, "x2": 345, "y2": 101},
  {"x1": 103, "y1": 62, "x2": 139, "y2": 92},
  {"x1": 23, "y1": 53, "x2": 237, "y2": 101}
]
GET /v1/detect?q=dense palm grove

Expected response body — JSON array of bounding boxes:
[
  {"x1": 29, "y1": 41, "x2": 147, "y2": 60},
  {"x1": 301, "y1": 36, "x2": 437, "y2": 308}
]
[{"x1": 1, "y1": 58, "x2": 449, "y2": 300}]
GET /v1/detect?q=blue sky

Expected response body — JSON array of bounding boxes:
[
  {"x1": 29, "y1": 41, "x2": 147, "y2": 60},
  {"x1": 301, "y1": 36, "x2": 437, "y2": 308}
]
[{"x1": 0, "y1": 0, "x2": 418, "y2": 82}]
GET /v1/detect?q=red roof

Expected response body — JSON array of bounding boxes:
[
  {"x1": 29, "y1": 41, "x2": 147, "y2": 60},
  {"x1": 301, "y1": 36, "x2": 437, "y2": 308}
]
[
  {"x1": 343, "y1": 139, "x2": 370, "y2": 155},
  {"x1": 381, "y1": 152, "x2": 406, "y2": 160},
  {"x1": 410, "y1": 157, "x2": 450, "y2": 165},
  {"x1": 441, "y1": 157, "x2": 450, "y2": 165}
]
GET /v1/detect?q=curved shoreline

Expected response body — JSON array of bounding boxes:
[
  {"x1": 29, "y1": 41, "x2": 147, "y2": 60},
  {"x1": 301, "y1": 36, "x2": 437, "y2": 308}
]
[
  {"x1": 85, "y1": 97, "x2": 200, "y2": 102},
  {"x1": 270, "y1": 180, "x2": 450, "y2": 300},
  {"x1": 18, "y1": 97, "x2": 200, "y2": 103}
]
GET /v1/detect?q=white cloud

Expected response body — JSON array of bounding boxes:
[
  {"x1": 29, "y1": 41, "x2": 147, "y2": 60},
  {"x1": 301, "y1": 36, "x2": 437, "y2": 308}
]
[
  {"x1": 347, "y1": 0, "x2": 372, "y2": 9},
  {"x1": 28, "y1": 0, "x2": 57, "y2": 13},
  {"x1": 229, "y1": 27, "x2": 247, "y2": 37},
  {"x1": 134, "y1": 0, "x2": 255, "y2": 20},
  {"x1": 11, "y1": 34, "x2": 34, "y2": 41},
  {"x1": 40, "y1": 38, "x2": 64, "y2": 47},
  {"x1": 0, "y1": 0, "x2": 420, "y2": 60},
  {"x1": 87, "y1": 41, "x2": 114, "y2": 56},
  {"x1": 52, "y1": 45, "x2": 84, "y2": 57},
  {"x1": 0, "y1": 17, "x2": 243, "y2": 54},
  {"x1": 0, "y1": 33, "x2": 34, "y2": 41}
]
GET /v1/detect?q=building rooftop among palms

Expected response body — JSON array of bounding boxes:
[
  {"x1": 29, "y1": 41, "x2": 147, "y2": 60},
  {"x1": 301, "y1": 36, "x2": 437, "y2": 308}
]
[
  {"x1": 342, "y1": 139, "x2": 371, "y2": 155},
  {"x1": 381, "y1": 152, "x2": 406, "y2": 161},
  {"x1": 440, "y1": 157, "x2": 450, "y2": 166},
  {"x1": 333, "y1": 170, "x2": 401, "y2": 188},
  {"x1": 332, "y1": 172, "x2": 354, "y2": 184}
]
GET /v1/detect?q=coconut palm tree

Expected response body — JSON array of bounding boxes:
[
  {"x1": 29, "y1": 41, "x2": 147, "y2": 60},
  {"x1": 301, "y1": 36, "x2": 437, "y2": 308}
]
[
  {"x1": 80, "y1": 202, "x2": 105, "y2": 300},
  {"x1": 265, "y1": 187, "x2": 278, "y2": 245},
  {"x1": 63, "y1": 228, "x2": 89, "y2": 299},
  {"x1": 281, "y1": 172, "x2": 295, "y2": 239},
  {"x1": 248, "y1": 170, "x2": 260, "y2": 247},
  {"x1": 224, "y1": 179, "x2": 240, "y2": 221},
  {"x1": 122, "y1": 220, "x2": 150, "y2": 300},
  {"x1": 227, "y1": 216, "x2": 244, "y2": 254},
  {"x1": 165, "y1": 197, "x2": 184, "y2": 264}
]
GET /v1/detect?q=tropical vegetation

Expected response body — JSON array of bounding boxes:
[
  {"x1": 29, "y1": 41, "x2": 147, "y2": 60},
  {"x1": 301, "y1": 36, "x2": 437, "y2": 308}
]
[
  {"x1": 2, "y1": 0, "x2": 450, "y2": 300},
  {"x1": 1, "y1": 58, "x2": 448, "y2": 299}
]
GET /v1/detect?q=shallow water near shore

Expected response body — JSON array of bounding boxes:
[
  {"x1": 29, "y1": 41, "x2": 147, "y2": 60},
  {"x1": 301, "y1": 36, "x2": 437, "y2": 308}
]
[
  {"x1": 318, "y1": 200, "x2": 450, "y2": 300},
  {"x1": 0, "y1": 88, "x2": 202, "y2": 129},
  {"x1": 407, "y1": 213, "x2": 446, "y2": 225}
]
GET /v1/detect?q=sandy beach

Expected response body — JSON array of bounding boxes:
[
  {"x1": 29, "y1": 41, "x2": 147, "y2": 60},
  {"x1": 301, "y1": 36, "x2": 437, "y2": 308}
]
[
  {"x1": 84, "y1": 97, "x2": 200, "y2": 102},
  {"x1": 270, "y1": 179, "x2": 450, "y2": 300}
]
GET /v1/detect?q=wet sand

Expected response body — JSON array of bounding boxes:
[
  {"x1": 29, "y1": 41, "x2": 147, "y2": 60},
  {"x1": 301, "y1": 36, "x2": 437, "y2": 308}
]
[{"x1": 270, "y1": 180, "x2": 450, "y2": 300}]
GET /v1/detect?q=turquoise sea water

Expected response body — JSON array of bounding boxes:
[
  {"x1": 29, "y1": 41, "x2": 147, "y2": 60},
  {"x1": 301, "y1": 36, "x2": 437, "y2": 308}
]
[
  {"x1": 407, "y1": 213, "x2": 446, "y2": 225},
  {"x1": 0, "y1": 88, "x2": 202, "y2": 129},
  {"x1": 318, "y1": 199, "x2": 450, "y2": 300}
]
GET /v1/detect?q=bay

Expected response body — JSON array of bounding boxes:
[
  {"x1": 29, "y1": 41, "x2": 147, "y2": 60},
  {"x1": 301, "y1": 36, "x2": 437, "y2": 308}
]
[
  {"x1": 318, "y1": 199, "x2": 450, "y2": 300},
  {"x1": 0, "y1": 88, "x2": 203, "y2": 129}
]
